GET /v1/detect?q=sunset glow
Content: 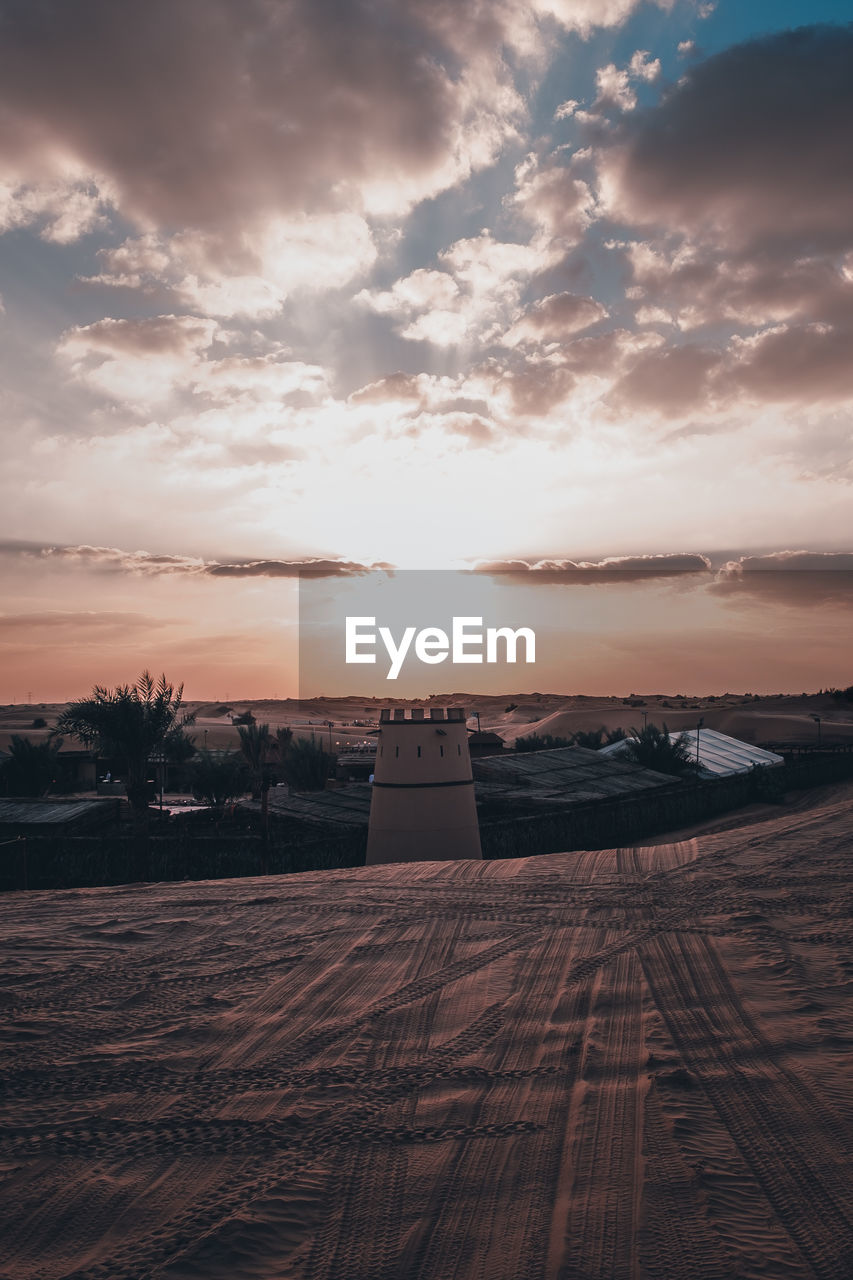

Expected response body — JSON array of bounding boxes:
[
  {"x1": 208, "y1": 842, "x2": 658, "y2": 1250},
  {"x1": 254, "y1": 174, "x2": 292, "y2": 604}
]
[{"x1": 1, "y1": 1, "x2": 851, "y2": 697}]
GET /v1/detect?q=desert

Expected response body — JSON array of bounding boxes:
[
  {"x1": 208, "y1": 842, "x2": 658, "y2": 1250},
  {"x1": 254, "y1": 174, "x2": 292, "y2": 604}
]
[
  {"x1": 2, "y1": 771, "x2": 852, "y2": 1278},
  {"x1": 3, "y1": 1, "x2": 853, "y2": 1275}
]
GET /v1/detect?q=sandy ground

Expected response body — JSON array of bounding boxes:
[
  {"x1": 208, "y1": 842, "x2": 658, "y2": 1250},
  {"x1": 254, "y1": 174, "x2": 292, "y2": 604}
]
[
  {"x1": 2, "y1": 788, "x2": 853, "y2": 1278},
  {"x1": 4, "y1": 690, "x2": 853, "y2": 757}
]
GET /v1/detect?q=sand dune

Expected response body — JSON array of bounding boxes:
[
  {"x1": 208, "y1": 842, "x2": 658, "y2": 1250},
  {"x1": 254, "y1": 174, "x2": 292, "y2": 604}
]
[
  {"x1": 2, "y1": 787, "x2": 853, "y2": 1278},
  {"x1": 4, "y1": 690, "x2": 853, "y2": 758}
]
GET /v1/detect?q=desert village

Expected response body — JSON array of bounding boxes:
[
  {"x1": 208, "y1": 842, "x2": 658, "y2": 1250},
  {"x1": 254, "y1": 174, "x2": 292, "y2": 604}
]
[
  {"x1": 2, "y1": 686, "x2": 853, "y2": 1278},
  {"x1": 2, "y1": 687, "x2": 852, "y2": 887}
]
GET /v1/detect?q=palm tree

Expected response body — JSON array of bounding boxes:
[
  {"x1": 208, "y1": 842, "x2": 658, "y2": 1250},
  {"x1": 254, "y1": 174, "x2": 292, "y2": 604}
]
[
  {"x1": 1, "y1": 735, "x2": 63, "y2": 797},
  {"x1": 55, "y1": 671, "x2": 192, "y2": 815},
  {"x1": 622, "y1": 722, "x2": 696, "y2": 777},
  {"x1": 188, "y1": 750, "x2": 248, "y2": 809},
  {"x1": 280, "y1": 738, "x2": 334, "y2": 791},
  {"x1": 237, "y1": 722, "x2": 275, "y2": 799}
]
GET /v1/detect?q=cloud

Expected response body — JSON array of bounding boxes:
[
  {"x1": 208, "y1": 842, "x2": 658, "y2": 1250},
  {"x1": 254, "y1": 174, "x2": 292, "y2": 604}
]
[
  {"x1": 57, "y1": 319, "x2": 333, "y2": 413},
  {"x1": 532, "y1": 0, "x2": 671, "y2": 37},
  {"x1": 593, "y1": 51, "x2": 660, "y2": 114},
  {"x1": 711, "y1": 552, "x2": 853, "y2": 608},
  {"x1": 357, "y1": 231, "x2": 559, "y2": 347},
  {"x1": 0, "y1": 541, "x2": 389, "y2": 579},
  {"x1": 0, "y1": 0, "x2": 525, "y2": 235},
  {"x1": 504, "y1": 292, "x2": 608, "y2": 345},
  {"x1": 0, "y1": 172, "x2": 113, "y2": 243},
  {"x1": 474, "y1": 552, "x2": 712, "y2": 583},
  {"x1": 619, "y1": 239, "x2": 853, "y2": 332},
  {"x1": 731, "y1": 323, "x2": 853, "y2": 404},
  {"x1": 205, "y1": 559, "x2": 392, "y2": 579},
  {"x1": 57, "y1": 314, "x2": 223, "y2": 404},
  {"x1": 512, "y1": 153, "x2": 598, "y2": 243},
  {"x1": 597, "y1": 23, "x2": 853, "y2": 251},
  {"x1": 609, "y1": 343, "x2": 721, "y2": 415},
  {"x1": 492, "y1": 360, "x2": 577, "y2": 416}
]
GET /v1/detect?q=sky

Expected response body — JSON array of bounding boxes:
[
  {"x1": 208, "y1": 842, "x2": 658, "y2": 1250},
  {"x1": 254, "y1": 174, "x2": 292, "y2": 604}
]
[{"x1": 1, "y1": 0, "x2": 852, "y2": 700}]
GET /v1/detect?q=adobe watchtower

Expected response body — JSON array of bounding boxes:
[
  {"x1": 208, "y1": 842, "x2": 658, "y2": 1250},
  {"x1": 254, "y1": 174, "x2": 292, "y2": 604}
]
[{"x1": 365, "y1": 706, "x2": 482, "y2": 865}]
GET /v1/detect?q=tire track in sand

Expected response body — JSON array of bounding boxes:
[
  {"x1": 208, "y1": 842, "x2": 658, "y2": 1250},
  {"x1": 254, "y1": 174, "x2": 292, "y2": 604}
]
[{"x1": 639, "y1": 930, "x2": 853, "y2": 1280}]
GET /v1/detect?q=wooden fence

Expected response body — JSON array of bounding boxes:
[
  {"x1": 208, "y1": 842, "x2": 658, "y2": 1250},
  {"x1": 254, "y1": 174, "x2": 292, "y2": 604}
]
[{"x1": 0, "y1": 827, "x2": 367, "y2": 893}]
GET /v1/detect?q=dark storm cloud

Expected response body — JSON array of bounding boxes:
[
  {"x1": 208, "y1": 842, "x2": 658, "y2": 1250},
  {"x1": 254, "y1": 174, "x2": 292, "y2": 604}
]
[
  {"x1": 0, "y1": 0, "x2": 522, "y2": 239},
  {"x1": 600, "y1": 23, "x2": 853, "y2": 250}
]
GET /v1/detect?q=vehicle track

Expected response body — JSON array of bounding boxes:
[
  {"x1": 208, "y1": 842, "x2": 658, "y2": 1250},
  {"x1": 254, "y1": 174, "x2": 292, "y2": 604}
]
[{"x1": 638, "y1": 930, "x2": 853, "y2": 1279}]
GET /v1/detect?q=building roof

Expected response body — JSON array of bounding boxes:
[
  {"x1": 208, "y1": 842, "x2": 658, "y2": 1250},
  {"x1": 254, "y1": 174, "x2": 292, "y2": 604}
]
[
  {"x1": 0, "y1": 798, "x2": 120, "y2": 831},
  {"x1": 246, "y1": 746, "x2": 680, "y2": 832},
  {"x1": 247, "y1": 784, "x2": 374, "y2": 828},
  {"x1": 472, "y1": 745, "x2": 678, "y2": 805},
  {"x1": 598, "y1": 728, "x2": 784, "y2": 777}
]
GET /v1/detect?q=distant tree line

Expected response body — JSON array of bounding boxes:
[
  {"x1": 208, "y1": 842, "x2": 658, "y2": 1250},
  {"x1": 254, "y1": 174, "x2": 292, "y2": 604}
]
[{"x1": 514, "y1": 727, "x2": 627, "y2": 753}]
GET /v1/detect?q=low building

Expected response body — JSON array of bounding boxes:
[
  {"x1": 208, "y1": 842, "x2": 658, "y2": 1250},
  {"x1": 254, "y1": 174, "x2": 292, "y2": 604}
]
[
  {"x1": 0, "y1": 797, "x2": 122, "y2": 836},
  {"x1": 335, "y1": 749, "x2": 377, "y2": 782}
]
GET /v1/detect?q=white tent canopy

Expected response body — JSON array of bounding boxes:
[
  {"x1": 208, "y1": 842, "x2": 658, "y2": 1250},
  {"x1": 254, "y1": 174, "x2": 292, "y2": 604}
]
[{"x1": 599, "y1": 728, "x2": 784, "y2": 778}]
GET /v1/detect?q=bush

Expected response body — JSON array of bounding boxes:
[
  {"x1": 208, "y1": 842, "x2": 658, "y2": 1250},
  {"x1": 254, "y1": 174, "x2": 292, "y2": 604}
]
[{"x1": 31, "y1": 717, "x2": 48, "y2": 729}]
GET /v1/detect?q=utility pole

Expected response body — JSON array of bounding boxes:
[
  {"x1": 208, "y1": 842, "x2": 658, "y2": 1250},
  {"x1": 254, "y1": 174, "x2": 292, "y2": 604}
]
[{"x1": 696, "y1": 717, "x2": 704, "y2": 766}]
